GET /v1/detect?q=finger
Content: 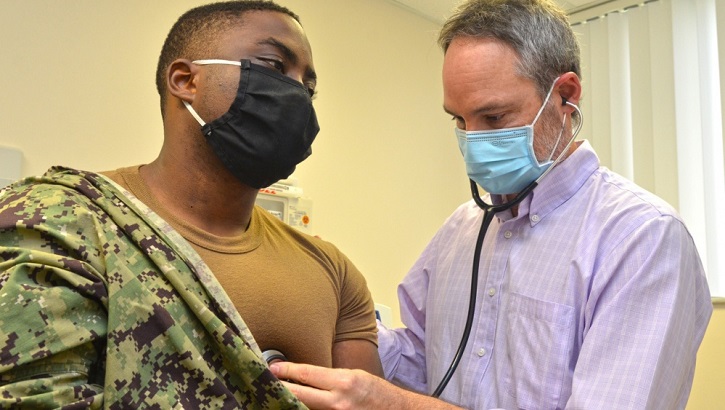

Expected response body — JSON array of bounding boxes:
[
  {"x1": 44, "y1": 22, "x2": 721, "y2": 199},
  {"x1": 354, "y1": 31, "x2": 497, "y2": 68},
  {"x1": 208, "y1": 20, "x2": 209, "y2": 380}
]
[
  {"x1": 280, "y1": 380, "x2": 336, "y2": 409},
  {"x1": 270, "y1": 362, "x2": 340, "y2": 390}
]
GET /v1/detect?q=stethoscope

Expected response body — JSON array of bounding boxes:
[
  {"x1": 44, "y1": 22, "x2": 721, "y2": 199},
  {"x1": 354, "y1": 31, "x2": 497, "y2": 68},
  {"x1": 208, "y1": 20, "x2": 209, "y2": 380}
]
[{"x1": 431, "y1": 101, "x2": 583, "y2": 398}]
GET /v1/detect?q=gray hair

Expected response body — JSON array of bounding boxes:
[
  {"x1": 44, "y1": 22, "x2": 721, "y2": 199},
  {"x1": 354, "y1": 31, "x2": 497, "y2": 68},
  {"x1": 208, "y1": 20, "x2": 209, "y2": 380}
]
[{"x1": 438, "y1": 0, "x2": 580, "y2": 98}]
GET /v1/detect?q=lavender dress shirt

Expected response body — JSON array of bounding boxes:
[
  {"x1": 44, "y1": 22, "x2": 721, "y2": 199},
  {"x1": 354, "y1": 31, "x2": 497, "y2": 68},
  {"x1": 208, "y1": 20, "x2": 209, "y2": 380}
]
[{"x1": 378, "y1": 141, "x2": 712, "y2": 410}]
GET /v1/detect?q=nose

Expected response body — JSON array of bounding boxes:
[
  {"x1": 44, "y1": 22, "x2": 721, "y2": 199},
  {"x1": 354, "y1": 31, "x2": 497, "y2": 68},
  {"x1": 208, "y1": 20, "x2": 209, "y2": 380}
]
[
  {"x1": 289, "y1": 72, "x2": 305, "y2": 85},
  {"x1": 287, "y1": 62, "x2": 315, "y2": 95},
  {"x1": 281, "y1": 71, "x2": 307, "y2": 93}
]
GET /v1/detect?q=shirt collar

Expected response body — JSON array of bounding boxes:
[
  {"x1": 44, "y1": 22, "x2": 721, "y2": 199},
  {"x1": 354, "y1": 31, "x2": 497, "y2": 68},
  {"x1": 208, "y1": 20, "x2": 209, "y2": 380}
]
[{"x1": 492, "y1": 140, "x2": 600, "y2": 224}]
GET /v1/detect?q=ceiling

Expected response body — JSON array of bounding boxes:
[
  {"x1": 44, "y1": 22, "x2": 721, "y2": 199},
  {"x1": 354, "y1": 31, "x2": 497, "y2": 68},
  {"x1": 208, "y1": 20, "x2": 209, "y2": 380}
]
[{"x1": 388, "y1": 0, "x2": 609, "y2": 24}]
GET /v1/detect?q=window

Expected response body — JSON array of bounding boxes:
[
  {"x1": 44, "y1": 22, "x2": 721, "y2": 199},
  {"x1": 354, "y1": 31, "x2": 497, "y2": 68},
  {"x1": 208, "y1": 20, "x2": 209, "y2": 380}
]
[{"x1": 571, "y1": 0, "x2": 725, "y2": 296}]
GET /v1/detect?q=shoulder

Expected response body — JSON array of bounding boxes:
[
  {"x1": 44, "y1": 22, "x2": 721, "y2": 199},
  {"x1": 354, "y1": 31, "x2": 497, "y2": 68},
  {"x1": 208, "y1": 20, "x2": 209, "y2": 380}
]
[
  {"x1": 574, "y1": 167, "x2": 698, "y2": 260},
  {"x1": 429, "y1": 199, "x2": 482, "y2": 231},
  {"x1": 597, "y1": 168, "x2": 679, "y2": 217},
  {"x1": 1, "y1": 169, "x2": 96, "y2": 220},
  {"x1": 0, "y1": 169, "x2": 123, "y2": 273},
  {"x1": 580, "y1": 167, "x2": 686, "y2": 234},
  {"x1": 253, "y1": 205, "x2": 350, "y2": 260},
  {"x1": 425, "y1": 199, "x2": 484, "y2": 243},
  {"x1": 0, "y1": 167, "x2": 134, "y2": 244},
  {"x1": 98, "y1": 165, "x2": 142, "y2": 189}
]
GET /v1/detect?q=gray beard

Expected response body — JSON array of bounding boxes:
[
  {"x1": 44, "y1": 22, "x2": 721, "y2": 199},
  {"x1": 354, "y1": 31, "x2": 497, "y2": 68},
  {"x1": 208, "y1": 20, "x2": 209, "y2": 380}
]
[{"x1": 534, "y1": 101, "x2": 568, "y2": 164}]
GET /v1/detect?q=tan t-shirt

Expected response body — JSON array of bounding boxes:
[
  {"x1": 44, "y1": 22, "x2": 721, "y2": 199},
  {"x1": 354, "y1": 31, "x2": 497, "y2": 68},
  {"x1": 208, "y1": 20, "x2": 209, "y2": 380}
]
[{"x1": 102, "y1": 166, "x2": 377, "y2": 367}]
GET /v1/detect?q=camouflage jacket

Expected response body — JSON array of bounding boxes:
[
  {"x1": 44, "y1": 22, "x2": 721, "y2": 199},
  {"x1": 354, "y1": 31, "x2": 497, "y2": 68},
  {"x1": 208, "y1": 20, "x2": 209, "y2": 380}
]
[{"x1": 0, "y1": 167, "x2": 305, "y2": 409}]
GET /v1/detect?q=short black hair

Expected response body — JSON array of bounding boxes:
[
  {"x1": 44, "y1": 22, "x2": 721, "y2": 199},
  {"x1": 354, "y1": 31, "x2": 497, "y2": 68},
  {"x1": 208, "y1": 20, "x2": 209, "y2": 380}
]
[{"x1": 156, "y1": 0, "x2": 300, "y2": 116}]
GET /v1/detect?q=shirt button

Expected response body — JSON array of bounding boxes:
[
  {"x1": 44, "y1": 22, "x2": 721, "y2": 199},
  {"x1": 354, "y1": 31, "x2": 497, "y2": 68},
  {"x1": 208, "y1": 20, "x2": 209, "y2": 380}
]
[
  {"x1": 531, "y1": 214, "x2": 540, "y2": 223},
  {"x1": 504, "y1": 231, "x2": 513, "y2": 239},
  {"x1": 488, "y1": 288, "x2": 496, "y2": 296},
  {"x1": 477, "y1": 348, "x2": 487, "y2": 357}
]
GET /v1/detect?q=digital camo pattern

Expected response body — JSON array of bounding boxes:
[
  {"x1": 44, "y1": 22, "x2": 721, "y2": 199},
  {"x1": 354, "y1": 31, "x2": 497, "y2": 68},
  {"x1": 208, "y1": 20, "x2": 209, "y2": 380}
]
[
  {"x1": 107, "y1": 175, "x2": 263, "y2": 360},
  {"x1": 0, "y1": 167, "x2": 305, "y2": 409}
]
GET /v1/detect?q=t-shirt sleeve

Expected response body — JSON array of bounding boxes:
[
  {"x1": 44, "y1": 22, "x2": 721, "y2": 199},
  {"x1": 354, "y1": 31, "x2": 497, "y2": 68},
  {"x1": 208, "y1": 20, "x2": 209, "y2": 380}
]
[{"x1": 329, "y1": 249, "x2": 378, "y2": 346}]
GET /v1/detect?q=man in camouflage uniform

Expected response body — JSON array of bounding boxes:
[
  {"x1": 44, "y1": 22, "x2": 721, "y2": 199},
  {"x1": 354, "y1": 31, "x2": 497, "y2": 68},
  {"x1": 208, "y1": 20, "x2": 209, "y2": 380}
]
[
  {"x1": 0, "y1": 1, "x2": 382, "y2": 408},
  {"x1": 0, "y1": 168, "x2": 301, "y2": 408}
]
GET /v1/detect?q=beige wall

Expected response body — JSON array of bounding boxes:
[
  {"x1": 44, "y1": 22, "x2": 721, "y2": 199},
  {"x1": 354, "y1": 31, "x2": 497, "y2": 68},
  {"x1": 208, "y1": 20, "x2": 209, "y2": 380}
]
[
  {"x1": 0, "y1": 0, "x2": 721, "y2": 407},
  {"x1": 688, "y1": 303, "x2": 725, "y2": 409}
]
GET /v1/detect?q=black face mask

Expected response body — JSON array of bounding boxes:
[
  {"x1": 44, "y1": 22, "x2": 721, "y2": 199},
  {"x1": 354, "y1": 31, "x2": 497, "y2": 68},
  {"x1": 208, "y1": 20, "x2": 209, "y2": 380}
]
[{"x1": 184, "y1": 59, "x2": 319, "y2": 189}]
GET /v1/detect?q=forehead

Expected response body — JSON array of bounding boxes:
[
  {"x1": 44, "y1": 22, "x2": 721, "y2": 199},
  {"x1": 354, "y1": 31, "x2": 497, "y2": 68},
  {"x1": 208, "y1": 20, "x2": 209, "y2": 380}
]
[
  {"x1": 443, "y1": 37, "x2": 521, "y2": 91},
  {"x1": 442, "y1": 36, "x2": 536, "y2": 111},
  {"x1": 213, "y1": 11, "x2": 313, "y2": 65}
]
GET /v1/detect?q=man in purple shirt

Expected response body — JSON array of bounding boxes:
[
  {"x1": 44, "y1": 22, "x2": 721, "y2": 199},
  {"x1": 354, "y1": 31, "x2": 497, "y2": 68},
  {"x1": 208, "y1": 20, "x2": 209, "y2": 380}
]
[{"x1": 271, "y1": 0, "x2": 713, "y2": 408}]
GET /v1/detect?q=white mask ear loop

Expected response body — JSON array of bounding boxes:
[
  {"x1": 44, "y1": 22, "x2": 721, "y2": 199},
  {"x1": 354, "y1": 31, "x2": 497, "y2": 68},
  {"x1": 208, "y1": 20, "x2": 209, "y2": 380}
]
[
  {"x1": 545, "y1": 113, "x2": 568, "y2": 163},
  {"x1": 536, "y1": 102, "x2": 584, "y2": 183},
  {"x1": 183, "y1": 100, "x2": 207, "y2": 127},
  {"x1": 531, "y1": 77, "x2": 561, "y2": 125},
  {"x1": 181, "y1": 59, "x2": 242, "y2": 127},
  {"x1": 192, "y1": 59, "x2": 241, "y2": 66}
]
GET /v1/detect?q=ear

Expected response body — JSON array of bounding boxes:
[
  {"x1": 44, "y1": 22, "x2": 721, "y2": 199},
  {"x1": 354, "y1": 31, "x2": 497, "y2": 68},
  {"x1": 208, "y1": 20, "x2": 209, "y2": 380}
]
[
  {"x1": 167, "y1": 59, "x2": 198, "y2": 104},
  {"x1": 554, "y1": 72, "x2": 582, "y2": 115}
]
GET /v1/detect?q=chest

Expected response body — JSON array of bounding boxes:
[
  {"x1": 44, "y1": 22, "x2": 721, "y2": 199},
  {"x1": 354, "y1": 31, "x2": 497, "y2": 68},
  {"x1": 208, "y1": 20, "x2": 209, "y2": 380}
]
[{"x1": 195, "y1": 243, "x2": 341, "y2": 367}]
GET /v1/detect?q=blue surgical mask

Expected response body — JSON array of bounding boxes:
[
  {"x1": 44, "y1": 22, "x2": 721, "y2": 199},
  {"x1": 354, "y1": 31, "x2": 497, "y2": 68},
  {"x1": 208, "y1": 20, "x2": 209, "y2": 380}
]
[{"x1": 455, "y1": 80, "x2": 564, "y2": 195}]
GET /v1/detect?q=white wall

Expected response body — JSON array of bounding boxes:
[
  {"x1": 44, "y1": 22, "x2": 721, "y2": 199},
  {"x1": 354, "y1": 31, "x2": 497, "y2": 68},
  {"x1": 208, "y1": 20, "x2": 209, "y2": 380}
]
[{"x1": 0, "y1": 0, "x2": 471, "y2": 326}]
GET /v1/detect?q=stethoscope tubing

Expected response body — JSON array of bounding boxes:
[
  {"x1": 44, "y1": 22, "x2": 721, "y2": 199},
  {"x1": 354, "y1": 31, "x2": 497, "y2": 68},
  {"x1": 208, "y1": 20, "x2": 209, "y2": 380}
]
[
  {"x1": 431, "y1": 180, "x2": 537, "y2": 398},
  {"x1": 431, "y1": 102, "x2": 582, "y2": 397}
]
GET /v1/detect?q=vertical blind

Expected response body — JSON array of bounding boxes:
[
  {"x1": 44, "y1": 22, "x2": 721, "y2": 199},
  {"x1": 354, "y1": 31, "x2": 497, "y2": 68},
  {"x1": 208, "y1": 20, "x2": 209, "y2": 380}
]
[{"x1": 571, "y1": 0, "x2": 725, "y2": 297}]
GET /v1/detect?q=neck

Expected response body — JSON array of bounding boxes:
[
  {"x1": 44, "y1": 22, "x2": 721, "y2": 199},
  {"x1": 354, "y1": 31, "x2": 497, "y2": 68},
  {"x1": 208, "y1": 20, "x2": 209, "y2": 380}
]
[
  {"x1": 503, "y1": 140, "x2": 583, "y2": 218},
  {"x1": 140, "y1": 154, "x2": 258, "y2": 237},
  {"x1": 503, "y1": 194, "x2": 520, "y2": 217}
]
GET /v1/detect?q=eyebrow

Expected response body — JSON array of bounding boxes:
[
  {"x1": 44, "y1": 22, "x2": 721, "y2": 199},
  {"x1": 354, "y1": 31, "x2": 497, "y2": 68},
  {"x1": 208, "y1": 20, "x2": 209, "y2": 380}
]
[
  {"x1": 257, "y1": 37, "x2": 317, "y2": 83},
  {"x1": 443, "y1": 102, "x2": 510, "y2": 118}
]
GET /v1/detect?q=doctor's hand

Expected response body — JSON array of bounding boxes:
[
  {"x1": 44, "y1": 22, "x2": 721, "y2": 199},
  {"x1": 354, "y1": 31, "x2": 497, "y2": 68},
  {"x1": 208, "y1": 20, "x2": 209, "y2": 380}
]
[{"x1": 269, "y1": 362, "x2": 461, "y2": 410}]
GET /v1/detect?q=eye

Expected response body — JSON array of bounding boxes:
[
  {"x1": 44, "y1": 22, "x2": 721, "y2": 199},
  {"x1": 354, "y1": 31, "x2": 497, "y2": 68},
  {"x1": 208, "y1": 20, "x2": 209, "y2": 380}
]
[
  {"x1": 259, "y1": 57, "x2": 284, "y2": 72},
  {"x1": 450, "y1": 115, "x2": 465, "y2": 129},
  {"x1": 486, "y1": 114, "x2": 505, "y2": 123}
]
